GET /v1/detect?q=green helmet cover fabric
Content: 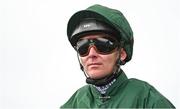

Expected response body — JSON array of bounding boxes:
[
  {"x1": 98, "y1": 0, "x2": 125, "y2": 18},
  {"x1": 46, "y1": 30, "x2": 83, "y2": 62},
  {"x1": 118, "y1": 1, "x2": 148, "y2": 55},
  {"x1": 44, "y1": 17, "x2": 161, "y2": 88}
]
[{"x1": 67, "y1": 4, "x2": 134, "y2": 64}]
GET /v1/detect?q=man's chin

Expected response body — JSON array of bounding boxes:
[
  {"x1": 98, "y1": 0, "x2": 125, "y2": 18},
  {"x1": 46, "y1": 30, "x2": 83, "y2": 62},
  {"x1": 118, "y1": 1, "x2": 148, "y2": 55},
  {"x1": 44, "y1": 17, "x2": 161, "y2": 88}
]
[{"x1": 87, "y1": 71, "x2": 106, "y2": 79}]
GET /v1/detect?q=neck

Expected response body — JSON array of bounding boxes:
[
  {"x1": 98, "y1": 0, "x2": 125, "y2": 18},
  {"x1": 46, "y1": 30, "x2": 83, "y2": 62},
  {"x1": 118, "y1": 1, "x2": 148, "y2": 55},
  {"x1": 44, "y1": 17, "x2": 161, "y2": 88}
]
[{"x1": 93, "y1": 77, "x2": 116, "y2": 94}]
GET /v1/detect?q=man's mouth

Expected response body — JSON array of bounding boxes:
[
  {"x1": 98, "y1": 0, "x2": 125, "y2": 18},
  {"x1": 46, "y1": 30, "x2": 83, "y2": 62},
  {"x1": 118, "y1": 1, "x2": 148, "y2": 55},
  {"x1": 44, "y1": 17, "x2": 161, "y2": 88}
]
[{"x1": 87, "y1": 63, "x2": 102, "y2": 67}]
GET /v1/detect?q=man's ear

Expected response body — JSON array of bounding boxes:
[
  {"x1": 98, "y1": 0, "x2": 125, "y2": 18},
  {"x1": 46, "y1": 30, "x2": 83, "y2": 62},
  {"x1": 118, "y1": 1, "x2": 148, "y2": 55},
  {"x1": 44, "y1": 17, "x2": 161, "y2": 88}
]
[{"x1": 119, "y1": 48, "x2": 127, "y2": 62}]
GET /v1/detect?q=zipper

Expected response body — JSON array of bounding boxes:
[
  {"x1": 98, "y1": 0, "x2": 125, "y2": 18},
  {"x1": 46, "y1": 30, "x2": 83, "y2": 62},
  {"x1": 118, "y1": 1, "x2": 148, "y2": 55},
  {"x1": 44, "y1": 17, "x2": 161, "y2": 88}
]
[{"x1": 99, "y1": 94, "x2": 111, "y2": 102}]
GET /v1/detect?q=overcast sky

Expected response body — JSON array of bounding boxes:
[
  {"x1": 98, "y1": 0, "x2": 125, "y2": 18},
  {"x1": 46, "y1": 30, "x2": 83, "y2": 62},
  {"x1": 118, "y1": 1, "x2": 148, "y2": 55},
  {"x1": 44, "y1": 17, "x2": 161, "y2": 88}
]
[{"x1": 0, "y1": 0, "x2": 179, "y2": 109}]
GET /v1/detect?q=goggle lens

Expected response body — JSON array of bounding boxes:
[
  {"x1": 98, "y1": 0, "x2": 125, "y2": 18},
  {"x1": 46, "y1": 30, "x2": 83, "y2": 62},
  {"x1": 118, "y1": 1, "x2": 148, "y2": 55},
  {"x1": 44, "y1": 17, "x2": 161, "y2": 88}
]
[{"x1": 76, "y1": 37, "x2": 119, "y2": 57}]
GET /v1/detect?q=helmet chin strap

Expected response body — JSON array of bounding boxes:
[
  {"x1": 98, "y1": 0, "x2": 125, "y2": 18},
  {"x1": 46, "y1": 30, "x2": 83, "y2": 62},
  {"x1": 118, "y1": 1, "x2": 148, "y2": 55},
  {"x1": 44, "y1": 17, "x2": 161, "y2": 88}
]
[{"x1": 77, "y1": 49, "x2": 122, "y2": 86}]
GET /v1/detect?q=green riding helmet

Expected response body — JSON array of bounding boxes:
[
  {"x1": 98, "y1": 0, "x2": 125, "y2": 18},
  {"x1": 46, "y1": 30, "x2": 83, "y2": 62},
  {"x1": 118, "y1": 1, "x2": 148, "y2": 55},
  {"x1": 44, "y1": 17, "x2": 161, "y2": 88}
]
[{"x1": 67, "y1": 4, "x2": 134, "y2": 64}]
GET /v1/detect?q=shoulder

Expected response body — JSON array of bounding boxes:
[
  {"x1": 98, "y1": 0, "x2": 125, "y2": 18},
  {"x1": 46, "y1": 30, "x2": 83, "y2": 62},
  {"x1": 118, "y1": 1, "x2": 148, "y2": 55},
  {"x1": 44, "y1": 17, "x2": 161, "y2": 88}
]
[
  {"x1": 73, "y1": 84, "x2": 91, "y2": 97},
  {"x1": 77, "y1": 84, "x2": 91, "y2": 92},
  {"x1": 60, "y1": 85, "x2": 91, "y2": 108},
  {"x1": 125, "y1": 78, "x2": 152, "y2": 92},
  {"x1": 126, "y1": 78, "x2": 165, "y2": 97},
  {"x1": 127, "y1": 78, "x2": 175, "y2": 108}
]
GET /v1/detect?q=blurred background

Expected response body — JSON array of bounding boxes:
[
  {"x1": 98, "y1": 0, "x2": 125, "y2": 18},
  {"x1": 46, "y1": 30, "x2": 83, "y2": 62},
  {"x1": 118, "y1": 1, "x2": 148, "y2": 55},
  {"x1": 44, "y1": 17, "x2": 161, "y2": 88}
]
[{"x1": 0, "y1": 0, "x2": 179, "y2": 109}]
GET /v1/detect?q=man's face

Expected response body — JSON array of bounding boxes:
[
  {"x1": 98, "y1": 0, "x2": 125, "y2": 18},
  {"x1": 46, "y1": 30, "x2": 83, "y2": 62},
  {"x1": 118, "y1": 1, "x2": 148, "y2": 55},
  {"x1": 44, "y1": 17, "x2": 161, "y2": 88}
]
[{"x1": 77, "y1": 33, "x2": 122, "y2": 79}]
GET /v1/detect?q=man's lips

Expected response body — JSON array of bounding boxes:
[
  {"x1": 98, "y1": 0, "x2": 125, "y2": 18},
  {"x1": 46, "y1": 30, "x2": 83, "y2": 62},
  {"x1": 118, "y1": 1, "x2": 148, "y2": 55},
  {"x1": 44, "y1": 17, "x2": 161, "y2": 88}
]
[{"x1": 87, "y1": 63, "x2": 102, "y2": 67}]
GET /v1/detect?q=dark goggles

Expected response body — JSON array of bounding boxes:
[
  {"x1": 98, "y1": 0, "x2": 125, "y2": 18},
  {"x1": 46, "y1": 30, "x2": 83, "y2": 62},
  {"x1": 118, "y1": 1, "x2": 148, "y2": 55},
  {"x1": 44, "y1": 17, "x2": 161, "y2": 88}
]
[{"x1": 75, "y1": 37, "x2": 119, "y2": 57}]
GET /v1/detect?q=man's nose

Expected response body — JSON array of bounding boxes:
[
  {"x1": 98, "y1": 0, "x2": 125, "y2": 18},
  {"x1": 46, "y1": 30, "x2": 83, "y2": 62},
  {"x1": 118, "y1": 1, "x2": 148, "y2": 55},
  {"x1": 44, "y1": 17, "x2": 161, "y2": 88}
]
[{"x1": 88, "y1": 46, "x2": 98, "y2": 57}]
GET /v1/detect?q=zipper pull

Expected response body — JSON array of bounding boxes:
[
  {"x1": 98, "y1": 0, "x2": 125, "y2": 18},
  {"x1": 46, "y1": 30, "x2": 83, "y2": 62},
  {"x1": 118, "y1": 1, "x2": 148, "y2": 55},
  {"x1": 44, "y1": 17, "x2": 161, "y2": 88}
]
[{"x1": 99, "y1": 94, "x2": 111, "y2": 102}]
